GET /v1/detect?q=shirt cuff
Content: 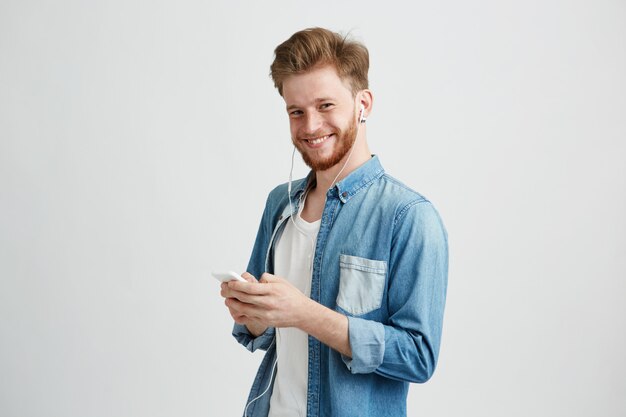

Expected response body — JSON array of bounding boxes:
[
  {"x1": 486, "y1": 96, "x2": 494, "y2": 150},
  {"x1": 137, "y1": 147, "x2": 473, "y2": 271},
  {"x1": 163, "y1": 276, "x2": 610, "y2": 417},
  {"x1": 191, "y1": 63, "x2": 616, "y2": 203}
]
[
  {"x1": 341, "y1": 317, "x2": 385, "y2": 374},
  {"x1": 232, "y1": 323, "x2": 275, "y2": 352}
]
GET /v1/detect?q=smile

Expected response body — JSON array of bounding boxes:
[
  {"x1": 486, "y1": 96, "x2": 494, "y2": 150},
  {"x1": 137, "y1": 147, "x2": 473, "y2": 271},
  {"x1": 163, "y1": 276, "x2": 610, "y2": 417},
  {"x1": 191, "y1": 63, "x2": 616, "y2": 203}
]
[{"x1": 304, "y1": 134, "x2": 332, "y2": 144}]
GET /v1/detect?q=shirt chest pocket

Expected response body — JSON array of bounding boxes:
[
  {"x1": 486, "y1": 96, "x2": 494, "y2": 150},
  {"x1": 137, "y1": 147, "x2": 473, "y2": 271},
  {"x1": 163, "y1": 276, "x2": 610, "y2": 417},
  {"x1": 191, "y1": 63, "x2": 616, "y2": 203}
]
[{"x1": 336, "y1": 254, "x2": 387, "y2": 316}]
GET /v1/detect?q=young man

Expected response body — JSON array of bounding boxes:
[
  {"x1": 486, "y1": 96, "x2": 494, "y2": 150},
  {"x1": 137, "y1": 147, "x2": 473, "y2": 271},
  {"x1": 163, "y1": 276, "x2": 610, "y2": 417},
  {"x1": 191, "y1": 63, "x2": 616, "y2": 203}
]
[{"x1": 220, "y1": 27, "x2": 448, "y2": 417}]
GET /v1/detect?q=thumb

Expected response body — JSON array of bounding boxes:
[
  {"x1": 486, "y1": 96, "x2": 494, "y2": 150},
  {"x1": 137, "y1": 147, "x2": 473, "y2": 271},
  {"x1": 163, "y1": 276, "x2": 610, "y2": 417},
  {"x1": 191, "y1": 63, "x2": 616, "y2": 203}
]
[
  {"x1": 259, "y1": 273, "x2": 279, "y2": 283},
  {"x1": 241, "y1": 272, "x2": 257, "y2": 283}
]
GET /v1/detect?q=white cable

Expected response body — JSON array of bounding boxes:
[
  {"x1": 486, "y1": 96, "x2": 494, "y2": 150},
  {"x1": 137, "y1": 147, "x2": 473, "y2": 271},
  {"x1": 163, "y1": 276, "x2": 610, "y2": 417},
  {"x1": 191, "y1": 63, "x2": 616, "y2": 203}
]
[
  {"x1": 328, "y1": 105, "x2": 364, "y2": 190},
  {"x1": 244, "y1": 338, "x2": 279, "y2": 417},
  {"x1": 288, "y1": 146, "x2": 316, "y2": 274}
]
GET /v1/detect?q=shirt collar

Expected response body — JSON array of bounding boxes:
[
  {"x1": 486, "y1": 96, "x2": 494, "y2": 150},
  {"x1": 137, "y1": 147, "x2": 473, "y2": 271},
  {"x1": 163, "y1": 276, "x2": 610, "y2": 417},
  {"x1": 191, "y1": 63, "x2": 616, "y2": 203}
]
[
  {"x1": 291, "y1": 155, "x2": 385, "y2": 204},
  {"x1": 333, "y1": 155, "x2": 385, "y2": 203}
]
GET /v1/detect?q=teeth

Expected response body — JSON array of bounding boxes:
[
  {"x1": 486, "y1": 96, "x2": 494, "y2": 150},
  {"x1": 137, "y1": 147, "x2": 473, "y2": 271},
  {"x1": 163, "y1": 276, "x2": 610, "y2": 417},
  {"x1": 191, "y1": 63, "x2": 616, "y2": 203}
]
[{"x1": 307, "y1": 135, "x2": 330, "y2": 144}]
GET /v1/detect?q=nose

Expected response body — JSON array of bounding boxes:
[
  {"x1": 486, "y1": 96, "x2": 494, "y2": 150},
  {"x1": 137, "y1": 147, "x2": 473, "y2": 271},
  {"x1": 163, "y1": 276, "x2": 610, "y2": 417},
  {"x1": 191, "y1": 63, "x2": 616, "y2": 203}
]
[{"x1": 303, "y1": 111, "x2": 323, "y2": 134}]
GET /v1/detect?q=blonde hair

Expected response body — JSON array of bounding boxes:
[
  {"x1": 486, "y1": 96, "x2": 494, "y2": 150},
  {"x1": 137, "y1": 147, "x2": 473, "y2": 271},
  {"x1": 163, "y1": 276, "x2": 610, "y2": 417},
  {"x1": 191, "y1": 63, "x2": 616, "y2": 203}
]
[{"x1": 270, "y1": 27, "x2": 369, "y2": 97}]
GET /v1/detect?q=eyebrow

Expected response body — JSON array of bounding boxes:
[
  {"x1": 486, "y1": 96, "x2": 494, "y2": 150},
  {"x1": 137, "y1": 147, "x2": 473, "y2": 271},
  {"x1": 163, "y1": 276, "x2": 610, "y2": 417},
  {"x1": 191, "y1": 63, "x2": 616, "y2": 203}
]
[{"x1": 286, "y1": 97, "x2": 335, "y2": 111}]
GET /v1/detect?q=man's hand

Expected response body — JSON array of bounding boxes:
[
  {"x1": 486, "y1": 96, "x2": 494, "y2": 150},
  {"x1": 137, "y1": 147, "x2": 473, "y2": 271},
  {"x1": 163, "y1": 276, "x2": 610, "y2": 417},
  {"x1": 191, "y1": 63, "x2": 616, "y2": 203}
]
[
  {"x1": 221, "y1": 271, "x2": 351, "y2": 357},
  {"x1": 221, "y1": 272, "x2": 311, "y2": 329},
  {"x1": 220, "y1": 272, "x2": 268, "y2": 337}
]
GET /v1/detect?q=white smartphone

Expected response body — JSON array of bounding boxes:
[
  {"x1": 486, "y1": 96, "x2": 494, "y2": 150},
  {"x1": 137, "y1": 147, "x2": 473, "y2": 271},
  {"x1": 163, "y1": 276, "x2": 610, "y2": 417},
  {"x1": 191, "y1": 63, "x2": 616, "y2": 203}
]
[{"x1": 212, "y1": 271, "x2": 246, "y2": 283}]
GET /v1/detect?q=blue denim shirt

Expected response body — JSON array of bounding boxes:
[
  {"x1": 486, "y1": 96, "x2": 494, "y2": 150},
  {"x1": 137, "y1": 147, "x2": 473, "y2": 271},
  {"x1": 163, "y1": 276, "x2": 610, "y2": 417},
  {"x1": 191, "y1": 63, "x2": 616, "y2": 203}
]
[{"x1": 233, "y1": 156, "x2": 448, "y2": 417}]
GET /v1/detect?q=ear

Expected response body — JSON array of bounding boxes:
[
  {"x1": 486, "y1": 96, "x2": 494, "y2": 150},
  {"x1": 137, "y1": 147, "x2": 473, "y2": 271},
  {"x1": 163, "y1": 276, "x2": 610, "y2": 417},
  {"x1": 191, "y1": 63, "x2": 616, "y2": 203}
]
[{"x1": 357, "y1": 89, "x2": 374, "y2": 121}]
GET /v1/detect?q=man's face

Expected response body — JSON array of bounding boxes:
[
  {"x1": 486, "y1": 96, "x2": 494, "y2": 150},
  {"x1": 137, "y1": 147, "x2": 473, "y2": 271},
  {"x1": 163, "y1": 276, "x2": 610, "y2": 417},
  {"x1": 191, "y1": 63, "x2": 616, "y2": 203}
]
[{"x1": 282, "y1": 65, "x2": 358, "y2": 172}]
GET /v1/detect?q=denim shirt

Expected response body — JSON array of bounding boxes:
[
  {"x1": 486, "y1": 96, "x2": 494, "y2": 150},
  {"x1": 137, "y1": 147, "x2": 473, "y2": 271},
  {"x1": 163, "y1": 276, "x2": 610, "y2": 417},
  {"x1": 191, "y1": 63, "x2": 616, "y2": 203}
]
[{"x1": 233, "y1": 156, "x2": 448, "y2": 417}]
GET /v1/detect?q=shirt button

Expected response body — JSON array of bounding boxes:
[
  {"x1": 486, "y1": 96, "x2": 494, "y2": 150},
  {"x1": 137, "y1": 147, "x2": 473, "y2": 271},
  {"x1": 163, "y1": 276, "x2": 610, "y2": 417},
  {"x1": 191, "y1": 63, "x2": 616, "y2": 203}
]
[
  {"x1": 341, "y1": 191, "x2": 348, "y2": 198},
  {"x1": 279, "y1": 215, "x2": 283, "y2": 220}
]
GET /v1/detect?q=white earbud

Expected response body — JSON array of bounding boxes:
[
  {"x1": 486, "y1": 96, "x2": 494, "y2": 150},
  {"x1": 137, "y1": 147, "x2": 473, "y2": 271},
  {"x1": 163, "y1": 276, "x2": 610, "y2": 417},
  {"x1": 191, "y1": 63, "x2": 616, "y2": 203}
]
[{"x1": 359, "y1": 104, "x2": 367, "y2": 123}]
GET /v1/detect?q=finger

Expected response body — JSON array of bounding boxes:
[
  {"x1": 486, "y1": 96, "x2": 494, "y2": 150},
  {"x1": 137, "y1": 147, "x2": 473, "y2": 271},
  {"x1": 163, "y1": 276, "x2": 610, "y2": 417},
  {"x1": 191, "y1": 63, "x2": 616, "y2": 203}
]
[
  {"x1": 221, "y1": 283, "x2": 237, "y2": 298},
  {"x1": 225, "y1": 298, "x2": 247, "y2": 316},
  {"x1": 259, "y1": 272, "x2": 279, "y2": 283},
  {"x1": 225, "y1": 296, "x2": 261, "y2": 313},
  {"x1": 228, "y1": 280, "x2": 271, "y2": 295},
  {"x1": 241, "y1": 272, "x2": 257, "y2": 283},
  {"x1": 230, "y1": 292, "x2": 269, "y2": 307},
  {"x1": 226, "y1": 298, "x2": 263, "y2": 321}
]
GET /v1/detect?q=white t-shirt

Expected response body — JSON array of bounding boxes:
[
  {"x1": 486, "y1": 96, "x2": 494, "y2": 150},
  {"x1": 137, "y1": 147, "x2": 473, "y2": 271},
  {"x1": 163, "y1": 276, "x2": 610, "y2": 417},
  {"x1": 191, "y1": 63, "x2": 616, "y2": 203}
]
[{"x1": 268, "y1": 205, "x2": 320, "y2": 417}]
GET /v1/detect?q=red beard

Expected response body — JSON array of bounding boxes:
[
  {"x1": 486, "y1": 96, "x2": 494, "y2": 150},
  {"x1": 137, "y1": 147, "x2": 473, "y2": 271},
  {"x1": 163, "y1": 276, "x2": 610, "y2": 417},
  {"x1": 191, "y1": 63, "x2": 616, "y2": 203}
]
[{"x1": 292, "y1": 111, "x2": 357, "y2": 172}]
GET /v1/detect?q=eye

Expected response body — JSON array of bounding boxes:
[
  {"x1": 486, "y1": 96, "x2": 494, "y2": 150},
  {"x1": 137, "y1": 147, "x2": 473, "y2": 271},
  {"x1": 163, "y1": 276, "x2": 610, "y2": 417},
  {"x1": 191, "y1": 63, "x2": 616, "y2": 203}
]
[
  {"x1": 320, "y1": 103, "x2": 334, "y2": 110},
  {"x1": 289, "y1": 110, "x2": 303, "y2": 117}
]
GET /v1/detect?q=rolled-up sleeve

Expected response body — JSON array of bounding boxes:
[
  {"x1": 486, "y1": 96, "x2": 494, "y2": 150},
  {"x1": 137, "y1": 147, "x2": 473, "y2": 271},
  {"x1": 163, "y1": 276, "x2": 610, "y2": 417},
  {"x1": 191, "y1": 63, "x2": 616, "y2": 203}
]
[
  {"x1": 342, "y1": 201, "x2": 448, "y2": 383},
  {"x1": 232, "y1": 323, "x2": 276, "y2": 352},
  {"x1": 341, "y1": 318, "x2": 385, "y2": 373}
]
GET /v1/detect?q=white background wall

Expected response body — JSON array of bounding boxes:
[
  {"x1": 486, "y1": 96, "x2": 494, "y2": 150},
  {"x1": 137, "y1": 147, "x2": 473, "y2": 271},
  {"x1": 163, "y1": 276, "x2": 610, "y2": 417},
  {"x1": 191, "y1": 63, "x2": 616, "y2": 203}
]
[{"x1": 1, "y1": 1, "x2": 625, "y2": 416}]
